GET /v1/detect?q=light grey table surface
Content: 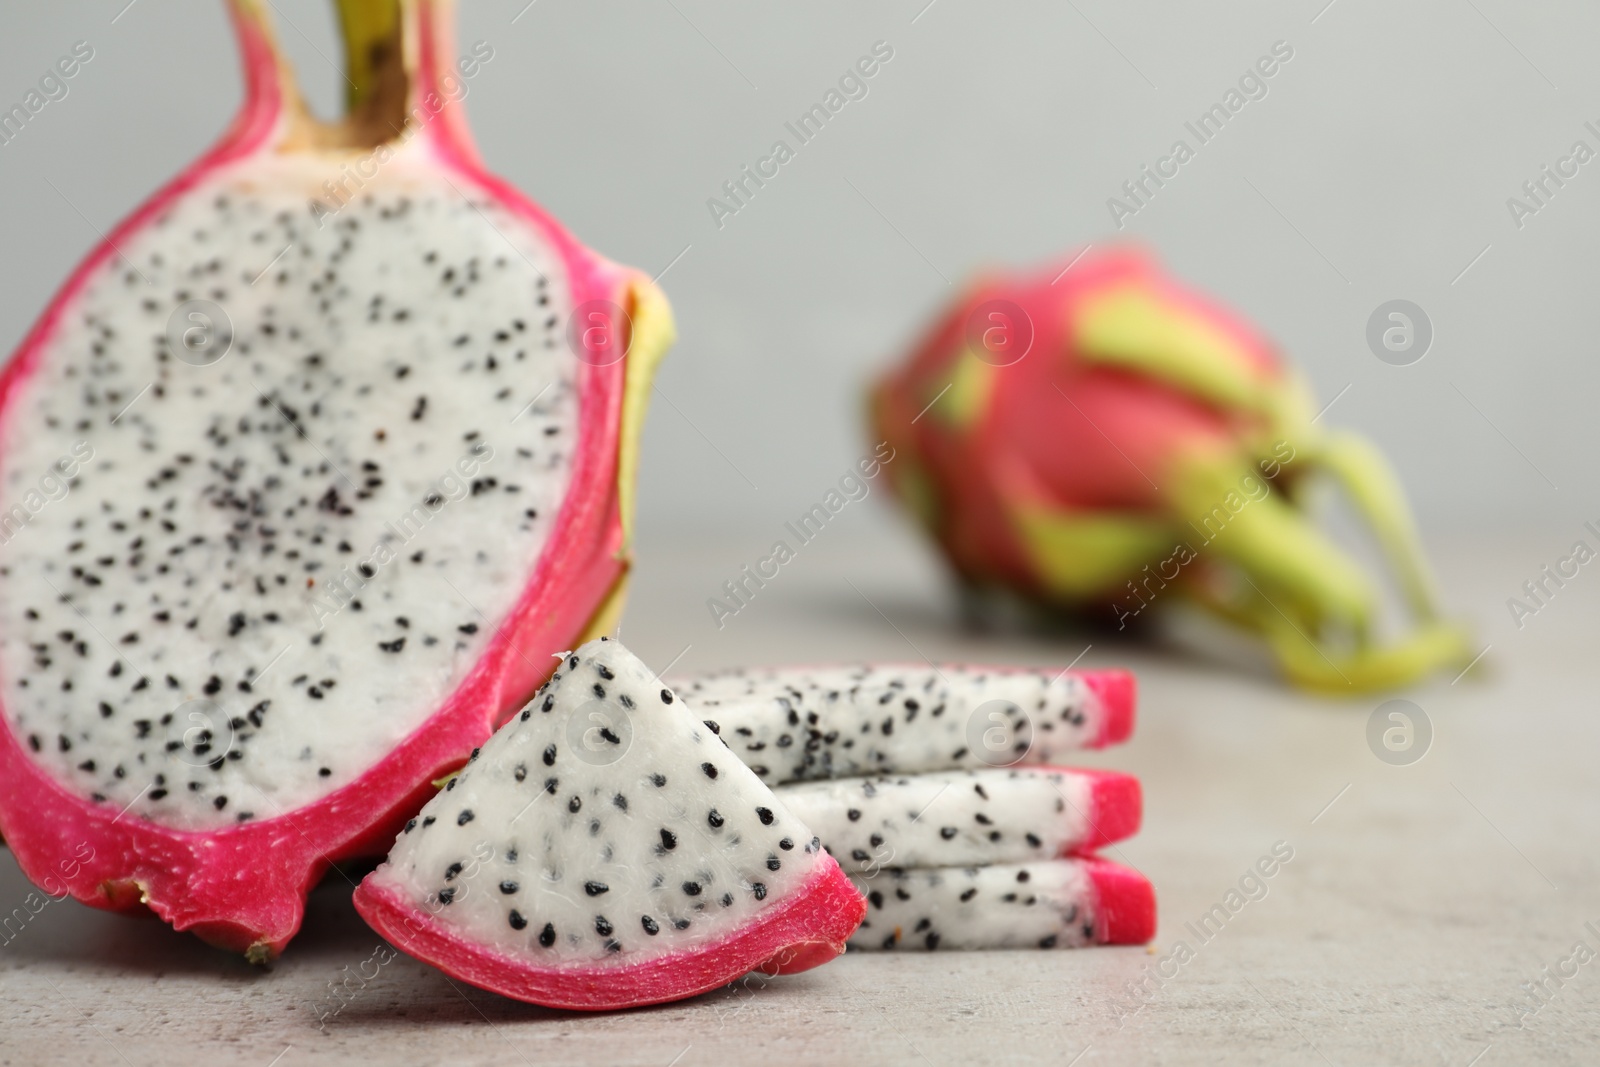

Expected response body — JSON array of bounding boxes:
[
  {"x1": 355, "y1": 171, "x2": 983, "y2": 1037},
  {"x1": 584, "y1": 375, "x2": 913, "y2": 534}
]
[{"x1": 0, "y1": 529, "x2": 1594, "y2": 1066}]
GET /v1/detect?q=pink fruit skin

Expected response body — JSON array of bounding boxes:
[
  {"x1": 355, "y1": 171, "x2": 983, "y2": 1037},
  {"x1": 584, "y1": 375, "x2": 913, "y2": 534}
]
[
  {"x1": 1073, "y1": 768, "x2": 1143, "y2": 853},
  {"x1": 1082, "y1": 857, "x2": 1156, "y2": 945},
  {"x1": 353, "y1": 857, "x2": 867, "y2": 1011},
  {"x1": 0, "y1": 2, "x2": 655, "y2": 958},
  {"x1": 872, "y1": 246, "x2": 1286, "y2": 601}
]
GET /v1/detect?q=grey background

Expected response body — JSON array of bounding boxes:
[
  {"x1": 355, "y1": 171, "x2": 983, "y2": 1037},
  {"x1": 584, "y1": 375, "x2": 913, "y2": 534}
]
[{"x1": 1, "y1": 0, "x2": 1594, "y2": 548}]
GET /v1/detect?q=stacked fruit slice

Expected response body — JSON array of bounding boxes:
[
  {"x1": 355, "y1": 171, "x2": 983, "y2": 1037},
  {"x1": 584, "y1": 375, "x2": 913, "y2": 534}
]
[{"x1": 668, "y1": 663, "x2": 1154, "y2": 951}]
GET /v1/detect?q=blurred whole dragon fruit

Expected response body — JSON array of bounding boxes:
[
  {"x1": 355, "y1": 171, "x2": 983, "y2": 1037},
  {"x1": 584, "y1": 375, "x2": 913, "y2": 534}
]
[{"x1": 869, "y1": 246, "x2": 1469, "y2": 693}]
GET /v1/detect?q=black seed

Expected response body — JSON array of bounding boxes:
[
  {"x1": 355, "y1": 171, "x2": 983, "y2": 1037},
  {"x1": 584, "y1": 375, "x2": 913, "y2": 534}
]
[
  {"x1": 673, "y1": 919, "x2": 690, "y2": 930},
  {"x1": 925, "y1": 932, "x2": 941, "y2": 950},
  {"x1": 1025, "y1": 833, "x2": 1043, "y2": 848},
  {"x1": 660, "y1": 829, "x2": 677, "y2": 851},
  {"x1": 595, "y1": 916, "x2": 613, "y2": 936},
  {"x1": 641, "y1": 915, "x2": 659, "y2": 935},
  {"x1": 500, "y1": 881, "x2": 518, "y2": 895},
  {"x1": 701, "y1": 762, "x2": 718, "y2": 779},
  {"x1": 707, "y1": 809, "x2": 724, "y2": 828},
  {"x1": 940, "y1": 827, "x2": 958, "y2": 840},
  {"x1": 568, "y1": 796, "x2": 581, "y2": 813},
  {"x1": 870, "y1": 833, "x2": 884, "y2": 847},
  {"x1": 444, "y1": 862, "x2": 463, "y2": 881},
  {"x1": 682, "y1": 881, "x2": 702, "y2": 896},
  {"x1": 514, "y1": 763, "x2": 527, "y2": 782},
  {"x1": 778, "y1": 838, "x2": 793, "y2": 850},
  {"x1": 851, "y1": 849, "x2": 870, "y2": 863},
  {"x1": 755, "y1": 807, "x2": 774, "y2": 825},
  {"x1": 509, "y1": 910, "x2": 527, "y2": 930},
  {"x1": 651, "y1": 773, "x2": 667, "y2": 787},
  {"x1": 592, "y1": 683, "x2": 605, "y2": 698},
  {"x1": 847, "y1": 808, "x2": 861, "y2": 822},
  {"x1": 597, "y1": 665, "x2": 614, "y2": 680},
  {"x1": 585, "y1": 881, "x2": 609, "y2": 896},
  {"x1": 720, "y1": 893, "x2": 733, "y2": 908},
  {"x1": 960, "y1": 887, "x2": 978, "y2": 902},
  {"x1": 438, "y1": 887, "x2": 456, "y2": 904},
  {"x1": 766, "y1": 856, "x2": 781, "y2": 871},
  {"x1": 1039, "y1": 934, "x2": 1057, "y2": 949},
  {"x1": 1017, "y1": 870, "x2": 1031, "y2": 883},
  {"x1": 543, "y1": 744, "x2": 557, "y2": 766},
  {"x1": 539, "y1": 923, "x2": 555, "y2": 947},
  {"x1": 752, "y1": 883, "x2": 767, "y2": 901},
  {"x1": 661, "y1": 689, "x2": 673, "y2": 704},
  {"x1": 612, "y1": 793, "x2": 628, "y2": 811}
]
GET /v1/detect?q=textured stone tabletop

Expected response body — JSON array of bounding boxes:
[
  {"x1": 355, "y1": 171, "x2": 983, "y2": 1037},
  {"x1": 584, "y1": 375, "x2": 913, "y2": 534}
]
[{"x1": 1, "y1": 531, "x2": 1595, "y2": 1066}]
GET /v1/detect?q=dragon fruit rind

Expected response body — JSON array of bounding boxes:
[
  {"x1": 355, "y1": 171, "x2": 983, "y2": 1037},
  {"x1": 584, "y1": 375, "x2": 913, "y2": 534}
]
[
  {"x1": 0, "y1": 0, "x2": 671, "y2": 959},
  {"x1": 870, "y1": 246, "x2": 1469, "y2": 693}
]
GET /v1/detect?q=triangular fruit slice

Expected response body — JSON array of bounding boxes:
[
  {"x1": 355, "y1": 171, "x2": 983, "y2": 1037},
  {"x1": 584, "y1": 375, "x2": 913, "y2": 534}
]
[{"x1": 353, "y1": 638, "x2": 866, "y2": 1011}]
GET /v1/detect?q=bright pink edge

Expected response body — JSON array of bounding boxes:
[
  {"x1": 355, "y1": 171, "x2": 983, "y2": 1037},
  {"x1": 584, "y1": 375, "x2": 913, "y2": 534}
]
[
  {"x1": 1083, "y1": 856, "x2": 1156, "y2": 945},
  {"x1": 1083, "y1": 669, "x2": 1136, "y2": 747},
  {"x1": 0, "y1": 5, "x2": 649, "y2": 955},
  {"x1": 1039, "y1": 766, "x2": 1141, "y2": 853},
  {"x1": 352, "y1": 857, "x2": 866, "y2": 1011}
]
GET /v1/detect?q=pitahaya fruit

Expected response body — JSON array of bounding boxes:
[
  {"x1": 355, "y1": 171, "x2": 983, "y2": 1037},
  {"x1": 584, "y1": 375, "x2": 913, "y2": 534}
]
[
  {"x1": 849, "y1": 858, "x2": 1154, "y2": 951},
  {"x1": 0, "y1": 1, "x2": 672, "y2": 959},
  {"x1": 776, "y1": 767, "x2": 1141, "y2": 873},
  {"x1": 668, "y1": 663, "x2": 1134, "y2": 782},
  {"x1": 870, "y1": 246, "x2": 1470, "y2": 692},
  {"x1": 353, "y1": 638, "x2": 865, "y2": 1010}
]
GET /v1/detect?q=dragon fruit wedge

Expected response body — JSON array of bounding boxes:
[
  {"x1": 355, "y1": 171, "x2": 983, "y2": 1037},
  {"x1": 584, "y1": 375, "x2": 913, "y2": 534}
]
[
  {"x1": 0, "y1": 1, "x2": 673, "y2": 960},
  {"x1": 668, "y1": 663, "x2": 1134, "y2": 783},
  {"x1": 870, "y1": 246, "x2": 1470, "y2": 693},
  {"x1": 849, "y1": 858, "x2": 1154, "y2": 951},
  {"x1": 777, "y1": 767, "x2": 1141, "y2": 873},
  {"x1": 353, "y1": 638, "x2": 865, "y2": 1011}
]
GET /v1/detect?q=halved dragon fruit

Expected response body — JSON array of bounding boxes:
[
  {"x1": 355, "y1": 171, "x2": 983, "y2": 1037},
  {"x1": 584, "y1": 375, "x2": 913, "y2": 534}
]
[
  {"x1": 353, "y1": 638, "x2": 865, "y2": 1011},
  {"x1": 777, "y1": 767, "x2": 1141, "y2": 873},
  {"x1": 0, "y1": 1, "x2": 672, "y2": 958},
  {"x1": 849, "y1": 858, "x2": 1154, "y2": 951},
  {"x1": 668, "y1": 663, "x2": 1134, "y2": 783}
]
